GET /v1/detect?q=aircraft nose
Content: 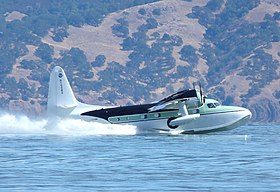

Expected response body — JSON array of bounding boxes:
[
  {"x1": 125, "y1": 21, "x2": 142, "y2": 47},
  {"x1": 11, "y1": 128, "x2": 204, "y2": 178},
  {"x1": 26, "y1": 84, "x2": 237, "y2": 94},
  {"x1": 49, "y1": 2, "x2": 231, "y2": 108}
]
[{"x1": 242, "y1": 108, "x2": 252, "y2": 119}]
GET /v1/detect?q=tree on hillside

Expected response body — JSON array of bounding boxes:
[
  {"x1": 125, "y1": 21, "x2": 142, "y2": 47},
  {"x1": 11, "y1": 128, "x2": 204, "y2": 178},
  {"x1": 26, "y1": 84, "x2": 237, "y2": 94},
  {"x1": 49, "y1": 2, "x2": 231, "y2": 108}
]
[
  {"x1": 35, "y1": 43, "x2": 54, "y2": 63},
  {"x1": 91, "y1": 55, "x2": 106, "y2": 67},
  {"x1": 179, "y1": 45, "x2": 198, "y2": 64}
]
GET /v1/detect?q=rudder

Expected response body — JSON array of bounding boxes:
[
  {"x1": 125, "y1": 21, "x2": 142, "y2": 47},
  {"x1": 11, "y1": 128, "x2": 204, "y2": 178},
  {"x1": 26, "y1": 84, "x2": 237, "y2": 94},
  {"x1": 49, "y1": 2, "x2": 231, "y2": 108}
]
[{"x1": 47, "y1": 66, "x2": 78, "y2": 118}]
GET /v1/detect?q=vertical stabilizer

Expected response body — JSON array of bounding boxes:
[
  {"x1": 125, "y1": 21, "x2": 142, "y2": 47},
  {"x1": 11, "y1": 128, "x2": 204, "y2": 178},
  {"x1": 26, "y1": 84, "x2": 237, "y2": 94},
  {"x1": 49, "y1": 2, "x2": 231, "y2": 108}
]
[{"x1": 47, "y1": 66, "x2": 78, "y2": 118}]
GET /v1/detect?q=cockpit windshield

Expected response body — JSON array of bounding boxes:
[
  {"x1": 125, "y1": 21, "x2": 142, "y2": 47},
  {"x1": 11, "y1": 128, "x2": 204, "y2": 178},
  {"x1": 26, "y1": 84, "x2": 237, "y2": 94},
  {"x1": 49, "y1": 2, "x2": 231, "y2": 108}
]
[
  {"x1": 207, "y1": 103, "x2": 215, "y2": 108},
  {"x1": 207, "y1": 102, "x2": 220, "y2": 108}
]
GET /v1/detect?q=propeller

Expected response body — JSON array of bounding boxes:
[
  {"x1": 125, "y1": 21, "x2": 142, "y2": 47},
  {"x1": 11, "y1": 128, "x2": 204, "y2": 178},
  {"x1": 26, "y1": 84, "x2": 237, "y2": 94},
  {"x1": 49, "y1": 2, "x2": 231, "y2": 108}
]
[
  {"x1": 199, "y1": 82, "x2": 202, "y2": 98},
  {"x1": 193, "y1": 82, "x2": 205, "y2": 106},
  {"x1": 198, "y1": 82, "x2": 205, "y2": 104}
]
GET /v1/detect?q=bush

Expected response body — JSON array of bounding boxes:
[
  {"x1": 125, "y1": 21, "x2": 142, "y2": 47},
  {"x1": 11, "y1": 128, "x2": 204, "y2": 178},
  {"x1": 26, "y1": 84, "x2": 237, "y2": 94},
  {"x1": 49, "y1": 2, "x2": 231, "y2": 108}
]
[
  {"x1": 91, "y1": 55, "x2": 106, "y2": 67},
  {"x1": 138, "y1": 8, "x2": 146, "y2": 15},
  {"x1": 179, "y1": 45, "x2": 198, "y2": 64},
  {"x1": 34, "y1": 43, "x2": 54, "y2": 63},
  {"x1": 51, "y1": 27, "x2": 69, "y2": 42},
  {"x1": 152, "y1": 9, "x2": 161, "y2": 16},
  {"x1": 112, "y1": 19, "x2": 129, "y2": 38},
  {"x1": 20, "y1": 60, "x2": 38, "y2": 70}
]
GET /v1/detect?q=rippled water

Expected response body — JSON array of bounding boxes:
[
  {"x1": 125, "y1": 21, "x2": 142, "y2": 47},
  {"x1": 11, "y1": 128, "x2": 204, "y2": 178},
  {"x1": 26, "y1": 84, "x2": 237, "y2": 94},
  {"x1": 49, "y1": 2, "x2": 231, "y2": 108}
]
[{"x1": 0, "y1": 113, "x2": 279, "y2": 191}]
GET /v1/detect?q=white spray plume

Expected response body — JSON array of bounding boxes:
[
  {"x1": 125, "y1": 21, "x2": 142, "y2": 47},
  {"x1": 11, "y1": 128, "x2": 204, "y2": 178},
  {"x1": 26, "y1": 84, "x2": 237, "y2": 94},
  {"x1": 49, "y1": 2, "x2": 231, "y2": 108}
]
[{"x1": 0, "y1": 112, "x2": 137, "y2": 136}]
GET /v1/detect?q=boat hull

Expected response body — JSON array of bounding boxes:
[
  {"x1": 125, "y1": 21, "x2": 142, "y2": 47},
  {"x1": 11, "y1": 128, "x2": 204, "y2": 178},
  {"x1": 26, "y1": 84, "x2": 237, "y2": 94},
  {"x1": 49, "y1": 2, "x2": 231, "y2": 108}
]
[{"x1": 118, "y1": 109, "x2": 252, "y2": 134}]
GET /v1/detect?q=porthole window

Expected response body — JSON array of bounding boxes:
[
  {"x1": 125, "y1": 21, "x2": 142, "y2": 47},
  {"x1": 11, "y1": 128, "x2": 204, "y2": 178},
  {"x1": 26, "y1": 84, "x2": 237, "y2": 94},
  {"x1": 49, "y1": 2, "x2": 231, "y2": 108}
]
[
  {"x1": 154, "y1": 113, "x2": 161, "y2": 118},
  {"x1": 141, "y1": 115, "x2": 147, "y2": 119}
]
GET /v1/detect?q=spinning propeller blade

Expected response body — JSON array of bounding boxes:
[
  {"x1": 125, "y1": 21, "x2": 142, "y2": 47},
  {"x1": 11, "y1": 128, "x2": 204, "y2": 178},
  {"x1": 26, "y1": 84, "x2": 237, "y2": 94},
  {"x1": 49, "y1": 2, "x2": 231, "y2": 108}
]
[{"x1": 199, "y1": 82, "x2": 203, "y2": 103}]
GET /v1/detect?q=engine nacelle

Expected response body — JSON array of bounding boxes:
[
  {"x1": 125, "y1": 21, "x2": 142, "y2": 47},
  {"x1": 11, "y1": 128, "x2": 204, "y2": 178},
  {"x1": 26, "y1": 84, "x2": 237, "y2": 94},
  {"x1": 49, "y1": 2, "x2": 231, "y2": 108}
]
[{"x1": 169, "y1": 114, "x2": 200, "y2": 127}]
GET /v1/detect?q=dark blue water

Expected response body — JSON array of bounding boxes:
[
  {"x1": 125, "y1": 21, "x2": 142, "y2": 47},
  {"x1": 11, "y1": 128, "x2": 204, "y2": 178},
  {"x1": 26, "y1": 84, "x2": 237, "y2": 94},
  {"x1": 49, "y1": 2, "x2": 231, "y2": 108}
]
[{"x1": 0, "y1": 114, "x2": 279, "y2": 191}]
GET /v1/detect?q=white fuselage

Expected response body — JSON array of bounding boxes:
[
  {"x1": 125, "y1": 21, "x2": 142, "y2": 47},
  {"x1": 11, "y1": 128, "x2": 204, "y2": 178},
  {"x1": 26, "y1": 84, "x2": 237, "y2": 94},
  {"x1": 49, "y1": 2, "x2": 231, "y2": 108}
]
[
  {"x1": 69, "y1": 102, "x2": 252, "y2": 134},
  {"x1": 48, "y1": 66, "x2": 252, "y2": 134}
]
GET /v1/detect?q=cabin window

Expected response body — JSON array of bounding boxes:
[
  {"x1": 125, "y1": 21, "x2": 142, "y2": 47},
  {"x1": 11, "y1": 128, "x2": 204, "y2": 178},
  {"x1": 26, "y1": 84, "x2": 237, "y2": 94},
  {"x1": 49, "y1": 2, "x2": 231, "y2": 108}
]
[
  {"x1": 141, "y1": 115, "x2": 147, "y2": 119},
  {"x1": 154, "y1": 113, "x2": 161, "y2": 118},
  {"x1": 207, "y1": 103, "x2": 216, "y2": 108}
]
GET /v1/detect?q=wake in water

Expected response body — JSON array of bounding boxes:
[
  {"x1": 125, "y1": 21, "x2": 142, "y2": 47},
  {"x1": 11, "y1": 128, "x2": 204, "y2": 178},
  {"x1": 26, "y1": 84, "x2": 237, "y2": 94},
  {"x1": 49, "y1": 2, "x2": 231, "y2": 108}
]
[
  {"x1": 0, "y1": 112, "x2": 252, "y2": 138},
  {"x1": 0, "y1": 112, "x2": 137, "y2": 136}
]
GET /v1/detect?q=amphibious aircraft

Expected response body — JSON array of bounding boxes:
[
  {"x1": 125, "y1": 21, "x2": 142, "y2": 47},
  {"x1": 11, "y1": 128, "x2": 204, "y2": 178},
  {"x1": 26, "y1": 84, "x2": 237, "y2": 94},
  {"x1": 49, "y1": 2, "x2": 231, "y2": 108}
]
[{"x1": 47, "y1": 66, "x2": 251, "y2": 134}]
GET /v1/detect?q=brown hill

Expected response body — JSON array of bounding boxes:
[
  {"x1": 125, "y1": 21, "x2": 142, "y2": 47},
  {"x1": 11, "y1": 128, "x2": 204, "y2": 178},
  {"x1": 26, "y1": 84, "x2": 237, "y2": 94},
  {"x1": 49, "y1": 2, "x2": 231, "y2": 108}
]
[{"x1": 4, "y1": 0, "x2": 280, "y2": 123}]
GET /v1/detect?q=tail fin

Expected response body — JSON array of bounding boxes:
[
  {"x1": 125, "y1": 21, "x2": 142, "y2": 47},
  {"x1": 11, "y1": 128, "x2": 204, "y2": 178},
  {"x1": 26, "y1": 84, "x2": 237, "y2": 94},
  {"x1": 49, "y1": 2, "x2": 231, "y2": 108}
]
[{"x1": 47, "y1": 66, "x2": 78, "y2": 118}]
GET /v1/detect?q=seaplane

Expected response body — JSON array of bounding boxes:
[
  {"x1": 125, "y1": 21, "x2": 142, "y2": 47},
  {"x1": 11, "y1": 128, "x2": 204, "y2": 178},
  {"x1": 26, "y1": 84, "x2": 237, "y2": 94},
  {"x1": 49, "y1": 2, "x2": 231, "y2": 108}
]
[{"x1": 47, "y1": 66, "x2": 252, "y2": 134}]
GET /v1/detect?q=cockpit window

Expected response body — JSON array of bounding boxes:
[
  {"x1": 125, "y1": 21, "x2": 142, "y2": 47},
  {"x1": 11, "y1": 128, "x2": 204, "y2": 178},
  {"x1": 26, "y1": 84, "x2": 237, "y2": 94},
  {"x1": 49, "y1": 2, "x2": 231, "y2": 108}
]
[{"x1": 207, "y1": 103, "x2": 216, "y2": 108}]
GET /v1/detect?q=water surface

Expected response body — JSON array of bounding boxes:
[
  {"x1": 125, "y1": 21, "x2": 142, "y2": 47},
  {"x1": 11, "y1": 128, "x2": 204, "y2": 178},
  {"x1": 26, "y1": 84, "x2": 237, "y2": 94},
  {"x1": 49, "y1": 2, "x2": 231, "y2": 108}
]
[{"x1": 0, "y1": 114, "x2": 279, "y2": 191}]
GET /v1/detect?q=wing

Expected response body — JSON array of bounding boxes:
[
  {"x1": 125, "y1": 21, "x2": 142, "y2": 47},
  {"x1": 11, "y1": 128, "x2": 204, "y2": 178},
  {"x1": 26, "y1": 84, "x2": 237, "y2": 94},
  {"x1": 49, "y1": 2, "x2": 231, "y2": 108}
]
[{"x1": 148, "y1": 89, "x2": 202, "y2": 112}]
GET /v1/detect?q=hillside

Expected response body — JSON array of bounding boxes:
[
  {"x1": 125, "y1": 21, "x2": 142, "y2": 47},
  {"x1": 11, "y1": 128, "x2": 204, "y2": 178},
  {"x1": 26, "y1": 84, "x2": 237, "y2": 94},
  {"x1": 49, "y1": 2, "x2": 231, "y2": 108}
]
[{"x1": 0, "y1": 0, "x2": 279, "y2": 123}]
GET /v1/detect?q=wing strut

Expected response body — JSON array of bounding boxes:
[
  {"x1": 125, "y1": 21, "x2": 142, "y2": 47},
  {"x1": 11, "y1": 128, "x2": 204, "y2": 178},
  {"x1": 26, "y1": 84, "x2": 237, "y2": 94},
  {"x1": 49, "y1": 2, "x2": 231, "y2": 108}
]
[
  {"x1": 178, "y1": 101, "x2": 188, "y2": 116},
  {"x1": 169, "y1": 102, "x2": 200, "y2": 127}
]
